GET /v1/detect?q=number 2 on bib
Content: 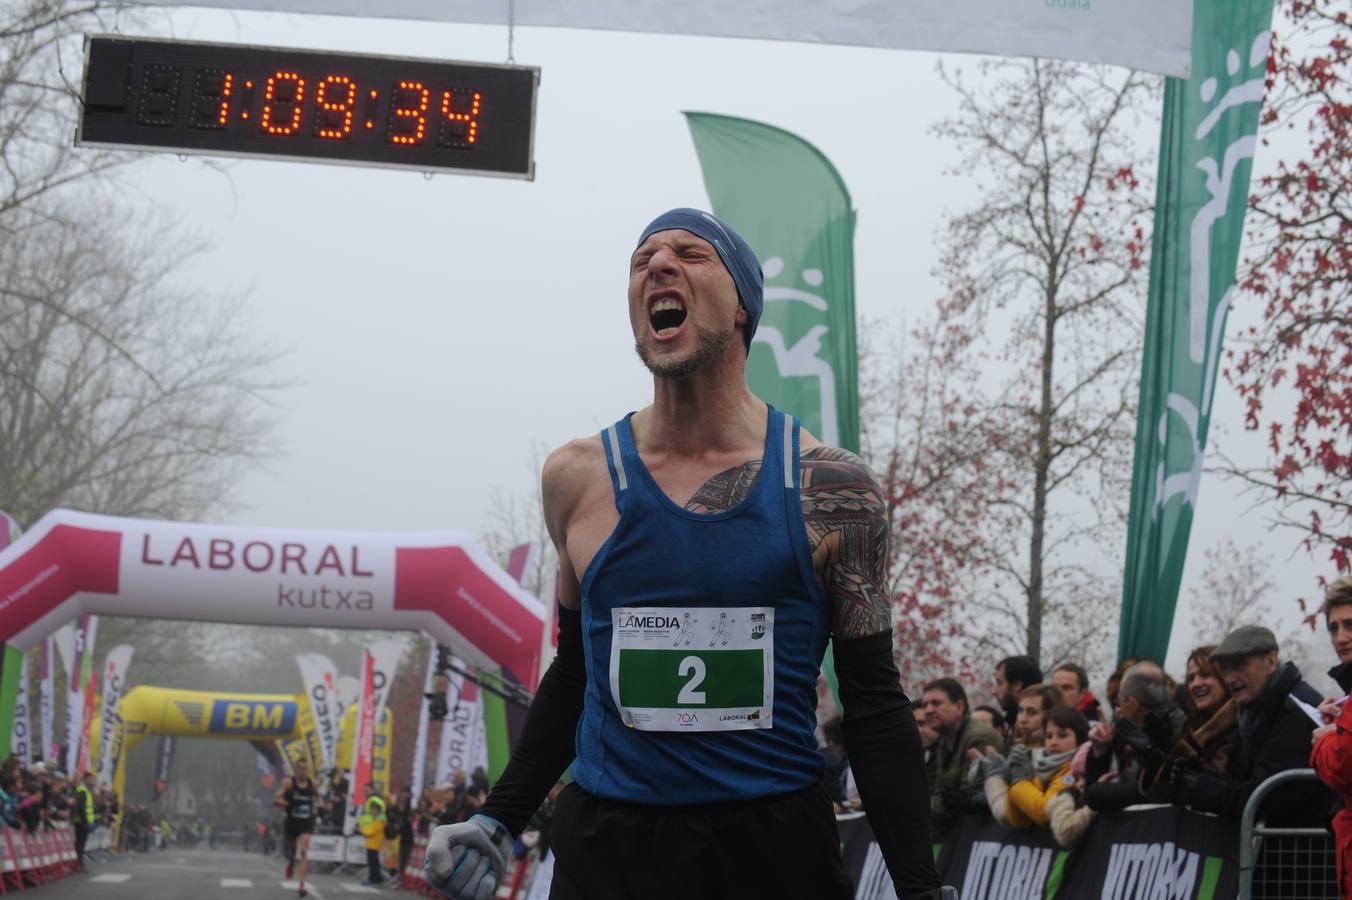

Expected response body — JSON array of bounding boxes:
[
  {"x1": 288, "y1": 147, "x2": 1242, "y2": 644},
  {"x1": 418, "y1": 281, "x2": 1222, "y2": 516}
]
[{"x1": 677, "y1": 655, "x2": 707, "y2": 704}]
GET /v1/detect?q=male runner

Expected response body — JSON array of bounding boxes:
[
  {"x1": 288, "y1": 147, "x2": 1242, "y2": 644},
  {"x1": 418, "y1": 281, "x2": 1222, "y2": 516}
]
[
  {"x1": 426, "y1": 209, "x2": 946, "y2": 899},
  {"x1": 273, "y1": 759, "x2": 319, "y2": 898}
]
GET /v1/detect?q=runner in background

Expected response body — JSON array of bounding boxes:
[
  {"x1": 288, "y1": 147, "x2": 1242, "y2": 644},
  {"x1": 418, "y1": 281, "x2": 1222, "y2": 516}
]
[{"x1": 274, "y1": 758, "x2": 320, "y2": 898}]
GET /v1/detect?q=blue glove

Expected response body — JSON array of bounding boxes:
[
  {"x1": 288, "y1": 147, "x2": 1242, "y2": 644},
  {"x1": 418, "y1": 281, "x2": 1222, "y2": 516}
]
[{"x1": 424, "y1": 814, "x2": 513, "y2": 900}]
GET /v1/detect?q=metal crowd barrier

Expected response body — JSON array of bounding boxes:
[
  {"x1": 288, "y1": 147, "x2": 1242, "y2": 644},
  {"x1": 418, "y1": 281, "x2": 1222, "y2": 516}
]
[
  {"x1": 0, "y1": 825, "x2": 80, "y2": 892},
  {"x1": 1239, "y1": 769, "x2": 1339, "y2": 900}
]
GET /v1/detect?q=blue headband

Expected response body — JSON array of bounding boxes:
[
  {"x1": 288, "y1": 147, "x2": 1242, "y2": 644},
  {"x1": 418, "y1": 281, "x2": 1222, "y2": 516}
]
[{"x1": 637, "y1": 208, "x2": 764, "y2": 349}]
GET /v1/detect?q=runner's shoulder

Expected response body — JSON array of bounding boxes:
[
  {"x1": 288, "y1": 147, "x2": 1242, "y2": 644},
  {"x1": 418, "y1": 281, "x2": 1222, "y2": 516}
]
[
  {"x1": 797, "y1": 436, "x2": 884, "y2": 502},
  {"x1": 798, "y1": 428, "x2": 876, "y2": 473},
  {"x1": 542, "y1": 436, "x2": 610, "y2": 515}
]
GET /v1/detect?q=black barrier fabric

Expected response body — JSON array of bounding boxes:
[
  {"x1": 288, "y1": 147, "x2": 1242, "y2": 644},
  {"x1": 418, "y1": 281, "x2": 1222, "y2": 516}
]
[
  {"x1": 1059, "y1": 806, "x2": 1239, "y2": 900},
  {"x1": 841, "y1": 806, "x2": 1241, "y2": 900},
  {"x1": 936, "y1": 815, "x2": 1068, "y2": 899}
]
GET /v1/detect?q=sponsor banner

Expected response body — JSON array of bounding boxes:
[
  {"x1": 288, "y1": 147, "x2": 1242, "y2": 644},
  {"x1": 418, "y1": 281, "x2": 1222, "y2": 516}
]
[
  {"x1": 308, "y1": 834, "x2": 343, "y2": 861},
  {"x1": 0, "y1": 511, "x2": 545, "y2": 687},
  {"x1": 95, "y1": 645, "x2": 133, "y2": 786},
  {"x1": 155, "y1": 735, "x2": 175, "y2": 796},
  {"x1": 69, "y1": 614, "x2": 97, "y2": 774},
  {"x1": 128, "y1": 0, "x2": 1194, "y2": 76},
  {"x1": 39, "y1": 637, "x2": 53, "y2": 763},
  {"x1": 278, "y1": 697, "x2": 322, "y2": 777},
  {"x1": 305, "y1": 833, "x2": 364, "y2": 863},
  {"x1": 209, "y1": 698, "x2": 297, "y2": 735},
  {"x1": 1059, "y1": 806, "x2": 1238, "y2": 899},
  {"x1": 335, "y1": 674, "x2": 358, "y2": 726},
  {"x1": 76, "y1": 661, "x2": 97, "y2": 776},
  {"x1": 434, "y1": 660, "x2": 484, "y2": 785},
  {"x1": 368, "y1": 639, "x2": 404, "y2": 712},
  {"x1": 937, "y1": 815, "x2": 1068, "y2": 899},
  {"x1": 1118, "y1": 0, "x2": 1276, "y2": 662},
  {"x1": 410, "y1": 642, "x2": 438, "y2": 800},
  {"x1": 343, "y1": 649, "x2": 377, "y2": 836},
  {"x1": 296, "y1": 653, "x2": 339, "y2": 771},
  {"x1": 10, "y1": 653, "x2": 30, "y2": 765},
  {"x1": 846, "y1": 806, "x2": 1240, "y2": 899}
]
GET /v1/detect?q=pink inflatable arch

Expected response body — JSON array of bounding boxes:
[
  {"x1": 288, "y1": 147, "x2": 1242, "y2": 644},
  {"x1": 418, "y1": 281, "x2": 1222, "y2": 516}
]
[{"x1": 0, "y1": 510, "x2": 546, "y2": 685}]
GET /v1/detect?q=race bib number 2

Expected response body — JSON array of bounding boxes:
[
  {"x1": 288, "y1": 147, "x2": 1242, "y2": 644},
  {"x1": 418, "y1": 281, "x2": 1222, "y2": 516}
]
[{"x1": 609, "y1": 606, "x2": 773, "y2": 732}]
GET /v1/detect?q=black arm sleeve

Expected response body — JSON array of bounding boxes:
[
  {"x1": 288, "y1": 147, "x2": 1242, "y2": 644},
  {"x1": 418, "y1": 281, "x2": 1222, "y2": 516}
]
[
  {"x1": 478, "y1": 604, "x2": 585, "y2": 835},
  {"x1": 835, "y1": 631, "x2": 942, "y2": 899}
]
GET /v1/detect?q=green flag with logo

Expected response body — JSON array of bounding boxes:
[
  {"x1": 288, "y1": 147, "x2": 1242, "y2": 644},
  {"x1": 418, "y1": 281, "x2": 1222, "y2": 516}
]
[
  {"x1": 686, "y1": 113, "x2": 859, "y2": 705},
  {"x1": 685, "y1": 112, "x2": 859, "y2": 454},
  {"x1": 1119, "y1": 0, "x2": 1276, "y2": 663}
]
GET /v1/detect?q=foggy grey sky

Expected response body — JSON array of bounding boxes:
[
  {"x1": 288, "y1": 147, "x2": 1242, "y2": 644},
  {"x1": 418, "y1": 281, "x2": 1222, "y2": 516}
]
[{"x1": 94, "y1": 7, "x2": 1330, "y2": 680}]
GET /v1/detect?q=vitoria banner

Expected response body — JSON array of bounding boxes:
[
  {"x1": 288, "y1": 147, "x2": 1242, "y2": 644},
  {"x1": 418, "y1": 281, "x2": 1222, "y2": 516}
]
[
  {"x1": 844, "y1": 806, "x2": 1243, "y2": 899},
  {"x1": 0, "y1": 510, "x2": 547, "y2": 688},
  {"x1": 128, "y1": 0, "x2": 1195, "y2": 77}
]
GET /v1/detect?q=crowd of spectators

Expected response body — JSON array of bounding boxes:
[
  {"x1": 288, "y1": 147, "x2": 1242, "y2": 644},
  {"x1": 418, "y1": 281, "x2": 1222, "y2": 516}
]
[
  {"x1": 0, "y1": 758, "x2": 116, "y2": 834},
  {"x1": 819, "y1": 574, "x2": 1352, "y2": 891}
]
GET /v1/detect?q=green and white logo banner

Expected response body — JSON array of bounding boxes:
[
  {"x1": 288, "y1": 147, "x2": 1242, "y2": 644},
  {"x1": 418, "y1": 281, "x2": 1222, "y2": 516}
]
[
  {"x1": 686, "y1": 113, "x2": 859, "y2": 454},
  {"x1": 1119, "y1": 0, "x2": 1276, "y2": 663},
  {"x1": 131, "y1": 0, "x2": 1194, "y2": 76}
]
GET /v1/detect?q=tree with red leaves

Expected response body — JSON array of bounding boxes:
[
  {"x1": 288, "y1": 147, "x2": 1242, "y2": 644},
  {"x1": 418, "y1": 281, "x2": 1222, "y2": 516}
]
[
  {"x1": 1227, "y1": 0, "x2": 1352, "y2": 605},
  {"x1": 867, "y1": 58, "x2": 1157, "y2": 678}
]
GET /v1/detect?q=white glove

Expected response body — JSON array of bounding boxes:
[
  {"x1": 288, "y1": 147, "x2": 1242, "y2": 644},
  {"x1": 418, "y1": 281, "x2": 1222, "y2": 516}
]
[{"x1": 424, "y1": 814, "x2": 513, "y2": 900}]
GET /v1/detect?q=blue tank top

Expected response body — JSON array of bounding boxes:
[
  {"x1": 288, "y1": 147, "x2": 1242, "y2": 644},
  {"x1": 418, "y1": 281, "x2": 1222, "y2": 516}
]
[{"x1": 571, "y1": 405, "x2": 831, "y2": 804}]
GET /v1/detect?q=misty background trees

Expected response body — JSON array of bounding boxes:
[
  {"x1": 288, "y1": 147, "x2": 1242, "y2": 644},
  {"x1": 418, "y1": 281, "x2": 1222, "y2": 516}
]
[{"x1": 0, "y1": 0, "x2": 279, "y2": 526}]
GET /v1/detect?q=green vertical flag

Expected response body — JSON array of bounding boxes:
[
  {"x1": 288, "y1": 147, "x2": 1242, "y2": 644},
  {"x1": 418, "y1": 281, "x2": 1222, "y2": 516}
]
[
  {"x1": 685, "y1": 112, "x2": 859, "y2": 454},
  {"x1": 0, "y1": 513, "x2": 21, "y2": 756},
  {"x1": 686, "y1": 113, "x2": 859, "y2": 707},
  {"x1": 1119, "y1": 0, "x2": 1276, "y2": 663}
]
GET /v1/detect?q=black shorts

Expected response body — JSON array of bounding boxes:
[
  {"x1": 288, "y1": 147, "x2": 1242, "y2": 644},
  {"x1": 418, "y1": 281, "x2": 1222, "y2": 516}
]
[
  {"x1": 284, "y1": 820, "x2": 314, "y2": 840},
  {"x1": 548, "y1": 782, "x2": 852, "y2": 900}
]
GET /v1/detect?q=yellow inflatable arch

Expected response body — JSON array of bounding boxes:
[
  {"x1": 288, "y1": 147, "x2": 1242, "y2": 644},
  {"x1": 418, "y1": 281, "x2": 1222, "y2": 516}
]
[
  {"x1": 100, "y1": 685, "x2": 393, "y2": 834},
  {"x1": 109, "y1": 686, "x2": 310, "y2": 825}
]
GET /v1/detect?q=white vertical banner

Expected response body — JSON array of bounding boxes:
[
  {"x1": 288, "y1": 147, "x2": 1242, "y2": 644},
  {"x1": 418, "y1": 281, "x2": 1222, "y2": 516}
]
[
  {"x1": 95, "y1": 645, "x2": 133, "y2": 787},
  {"x1": 295, "y1": 654, "x2": 339, "y2": 771},
  {"x1": 334, "y1": 675, "x2": 359, "y2": 726},
  {"x1": 10, "y1": 658, "x2": 31, "y2": 766},
  {"x1": 39, "y1": 638, "x2": 53, "y2": 763},
  {"x1": 434, "y1": 660, "x2": 483, "y2": 785},
  {"x1": 368, "y1": 639, "x2": 405, "y2": 712},
  {"x1": 410, "y1": 642, "x2": 438, "y2": 800},
  {"x1": 52, "y1": 623, "x2": 74, "y2": 760},
  {"x1": 65, "y1": 615, "x2": 92, "y2": 773}
]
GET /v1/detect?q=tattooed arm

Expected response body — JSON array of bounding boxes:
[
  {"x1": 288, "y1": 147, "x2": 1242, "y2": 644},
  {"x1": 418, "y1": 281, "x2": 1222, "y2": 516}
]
[{"x1": 802, "y1": 446, "x2": 943, "y2": 898}]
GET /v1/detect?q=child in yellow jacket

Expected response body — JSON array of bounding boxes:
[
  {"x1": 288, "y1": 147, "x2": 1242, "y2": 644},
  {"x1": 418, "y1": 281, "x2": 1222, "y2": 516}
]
[{"x1": 1007, "y1": 707, "x2": 1091, "y2": 827}]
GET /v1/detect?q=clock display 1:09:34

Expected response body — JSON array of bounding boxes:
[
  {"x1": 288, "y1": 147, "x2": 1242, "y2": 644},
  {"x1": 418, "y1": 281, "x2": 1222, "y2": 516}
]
[{"x1": 140, "y1": 63, "x2": 483, "y2": 149}]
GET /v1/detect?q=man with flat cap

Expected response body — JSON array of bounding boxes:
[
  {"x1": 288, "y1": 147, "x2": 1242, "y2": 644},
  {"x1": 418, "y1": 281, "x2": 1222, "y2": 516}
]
[
  {"x1": 424, "y1": 210, "x2": 947, "y2": 899},
  {"x1": 1171, "y1": 624, "x2": 1332, "y2": 824}
]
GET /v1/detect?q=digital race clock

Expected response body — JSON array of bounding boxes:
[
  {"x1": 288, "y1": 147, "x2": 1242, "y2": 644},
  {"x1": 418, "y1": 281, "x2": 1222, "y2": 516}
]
[{"x1": 77, "y1": 35, "x2": 539, "y2": 178}]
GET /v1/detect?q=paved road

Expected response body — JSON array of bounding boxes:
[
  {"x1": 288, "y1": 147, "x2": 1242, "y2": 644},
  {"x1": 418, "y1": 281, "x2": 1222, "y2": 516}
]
[{"x1": 33, "y1": 847, "x2": 403, "y2": 899}]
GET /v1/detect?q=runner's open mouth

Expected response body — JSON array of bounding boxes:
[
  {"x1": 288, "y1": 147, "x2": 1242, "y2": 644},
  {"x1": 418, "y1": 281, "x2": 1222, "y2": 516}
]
[{"x1": 650, "y1": 303, "x2": 687, "y2": 334}]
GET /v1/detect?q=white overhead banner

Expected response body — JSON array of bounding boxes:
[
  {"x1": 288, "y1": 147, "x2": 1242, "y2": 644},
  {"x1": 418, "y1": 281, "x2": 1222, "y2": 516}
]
[{"x1": 130, "y1": 0, "x2": 1194, "y2": 77}]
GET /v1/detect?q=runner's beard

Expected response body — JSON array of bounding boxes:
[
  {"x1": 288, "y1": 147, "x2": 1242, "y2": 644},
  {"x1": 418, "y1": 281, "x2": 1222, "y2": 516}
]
[{"x1": 635, "y1": 321, "x2": 734, "y2": 380}]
